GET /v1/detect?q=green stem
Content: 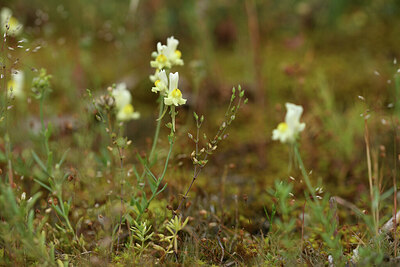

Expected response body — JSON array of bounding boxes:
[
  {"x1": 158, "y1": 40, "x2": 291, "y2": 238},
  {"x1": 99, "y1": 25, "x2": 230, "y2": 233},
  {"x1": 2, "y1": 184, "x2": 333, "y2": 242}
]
[
  {"x1": 149, "y1": 95, "x2": 164, "y2": 163},
  {"x1": 160, "y1": 136, "x2": 174, "y2": 179},
  {"x1": 137, "y1": 137, "x2": 174, "y2": 221},
  {"x1": 40, "y1": 96, "x2": 45, "y2": 134},
  {"x1": 4, "y1": 66, "x2": 12, "y2": 186},
  {"x1": 39, "y1": 95, "x2": 50, "y2": 155},
  {"x1": 293, "y1": 143, "x2": 317, "y2": 201},
  {"x1": 57, "y1": 195, "x2": 73, "y2": 234}
]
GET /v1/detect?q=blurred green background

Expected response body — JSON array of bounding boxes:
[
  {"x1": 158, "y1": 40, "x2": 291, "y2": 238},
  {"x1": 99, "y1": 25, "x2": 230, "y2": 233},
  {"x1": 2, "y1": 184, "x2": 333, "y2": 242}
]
[{"x1": 2, "y1": 0, "x2": 400, "y2": 211}]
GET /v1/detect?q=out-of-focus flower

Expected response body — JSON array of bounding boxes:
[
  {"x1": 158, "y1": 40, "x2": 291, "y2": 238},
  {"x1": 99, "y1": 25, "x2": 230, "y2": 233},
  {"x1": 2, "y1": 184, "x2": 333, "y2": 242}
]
[
  {"x1": 111, "y1": 83, "x2": 140, "y2": 122},
  {"x1": 164, "y1": 72, "x2": 186, "y2": 106},
  {"x1": 272, "y1": 103, "x2": 305, "y2": 144},
  {"x1": 7, "y1": 70, "x2": 24, "y2": 99},
  {"x1": 150, "y1": 36, "x2": 183, "y2": 70},
  {"x1": 112, "y1": 83, "x2": 131, "y2": 110},
  {"x1": 117, "y1": 103, "x2": 140, "y2": 121},
  {"x1": 152, "y1": 69, "x2": 168, "y2": 95},
  {"x1": 1, "y1": 8, "x2": 23, "y2": 36}
]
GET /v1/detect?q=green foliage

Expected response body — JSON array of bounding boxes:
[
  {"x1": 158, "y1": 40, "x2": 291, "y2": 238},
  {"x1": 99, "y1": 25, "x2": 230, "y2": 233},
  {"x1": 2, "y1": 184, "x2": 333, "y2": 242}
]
[
  {"x1": 0, "y1": 184, "x2": 55, "y2": 265},
  {"x1": 130, "y1": 220, "x2": 154, "y2": 257}
]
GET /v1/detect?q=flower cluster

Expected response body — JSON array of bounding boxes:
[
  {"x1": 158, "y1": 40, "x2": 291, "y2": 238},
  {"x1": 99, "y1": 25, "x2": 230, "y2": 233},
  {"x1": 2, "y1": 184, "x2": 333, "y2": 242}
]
[
  {"x1": 112, "y1": 83, "x2": 140, "y2": 122},
  {"x1": 150, "y1": 36, "x2": 187, "y2": 131},
  {"x1": 150, "y1": 37, "x2": 183, "y2": 70},
  {"x1": 150, "y1": 37, "x2": 186, "y2": 107},
  {"x1": 272, "y1": 103, "x2": 305, "y2": 144},
  {"x1": 1, "y1": 8, "x2": 23, "y2": 36}
]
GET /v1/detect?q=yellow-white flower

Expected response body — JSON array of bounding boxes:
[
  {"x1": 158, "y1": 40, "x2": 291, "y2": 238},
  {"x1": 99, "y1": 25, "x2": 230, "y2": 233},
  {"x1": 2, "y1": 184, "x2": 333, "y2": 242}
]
[
  {"x1": 152, "y1": 69, "x2": 168, "y2": 95},
  {"x1": 112, "y1": 83, "x2": 131, "y2": 109},
  {"x1": 111, "y1": 83, "x2": 140, "y2": 122},
  {"x1": 272, "y1": 103, "x2": 305, "y2": 144},
  {"x1": 164, "y1": 72, "x2": 186, "y2": 106},
  {"x1": 8, "y1": 70, "x2": 24, "y2": 99},
  {"x1": 163, "y1": 37, "x2": 183, "y2": 67},
  {"x1": 117, "y1": 103, "x2": 140, "y2": 121},
  {"x1": 1, "y1": 8, "x2": 23, "y2": 36},
  {"x1": 150, "y1": 42, "x2": 170, "y2": 70},
  {"x1": 150, "y1": 36, "x2": 183, "y2": 70}
]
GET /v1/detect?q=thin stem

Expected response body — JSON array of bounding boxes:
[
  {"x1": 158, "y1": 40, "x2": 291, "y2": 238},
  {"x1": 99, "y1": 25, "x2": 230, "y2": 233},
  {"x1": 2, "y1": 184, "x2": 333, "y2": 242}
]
[
  {"x1": 40, "y1": 95, "x2": 45, "y2": 134},
  {"x1": 175, "y1": 96, "x2": 243, "y2": 215},
  {"x1": 39, "y1": 95, "x2": 50, "y2": 158},
  {"x1": 301, "y1": 200, "x2": 306, "y2": 250},
  {"x1": 393, "y1": 117, "x2": 398, "y2": 256},
  {"x1": 364, "y1": 118, "x2": 378, "y2": 236},
  {"x1": 149, "y1": 95, "x2": 164, "y2": 163},
  {"x1": 160, "y1": 137, "x2": 174, "y2": 179},
  {"x1": 2, "y1": 39, "x2": 13, "y2": 186},
  {"x1": 175, "y1": 154, "x2": 208, "y2": 214},
  {"x1": 293, "y1": 143, "x2": 316, "y2": 200},
  {"x1": 137, "y1": 136, "x2": 174, "y2": 221},
  {"x1": 116, "y1": 146, "x2": 124, "y2": 252}
]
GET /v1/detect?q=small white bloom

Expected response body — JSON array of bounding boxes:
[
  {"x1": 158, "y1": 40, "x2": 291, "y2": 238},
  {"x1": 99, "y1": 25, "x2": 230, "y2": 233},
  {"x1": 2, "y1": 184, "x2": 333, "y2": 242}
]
[
  {"x1": 150, "y1": 36, "x2": 183, "y2": 70},
  {"x1": 164, "y1": 72, "x2": 186, "y2": 106},
  {"x1": 150, "y1": 42, "x2": 171, "y2": 70},
  {"x1": 111, "y1": 83, "x2": 140, "y2": 121},
  {"x1": 1, "y1": 8, "x2": 23, "y2": 36},
  {"x1": 151, "y1": 69, "x2": 168, "y2": 95},
  {"x1": 163, "y1": 36, "x2": 183, "y2": 66},
  {"x1": 8, "y1": 70, "x2": 24, "y2": 99},
  {"x1": 21, "y1": 192, "x2": 26, "y2": 200},
  {"x1": 272, "y1": 103, "x2": 305, "y2": 144},
  {"x1": 112, "y1": 83, "x2": 131, "y2": 109},
  {"x1": 117, "y1": 104, "x2": 140, "y2": 121}
]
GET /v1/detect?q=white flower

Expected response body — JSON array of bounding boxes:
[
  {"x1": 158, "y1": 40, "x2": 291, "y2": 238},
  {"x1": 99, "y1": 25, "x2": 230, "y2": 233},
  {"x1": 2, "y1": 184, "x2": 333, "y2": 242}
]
[
  {"x1": 285, "y1": 103, "x2": 306, "y2": 134},
  {"x1": 112, "y1": 83, "x2": 131, "y2": 109},
  {"x1": 272, "y1": 103, "x2": 305, "y2": 144},
  {"x1": 111, "y1": 83, "x2": 140, "y2": 122},
  {"x1": 163, "y1": 37, "x2": 183, "y2": 66},
  {"x1": 152, "y1": 69, "x2": 168, "y2": 95},
  {"x1": 164, "y1": 72, "x2": 186, "y2": 106},
  {"x1": 116, "y1": 104, "x2": 140, "y2": 121},
  {"x1": 8, "y1": 70, "x2": 24, "y2": 99},
  {"x1": 1, "y1": 8, "x2": 23, "y2": 36},
  {"x1": 150, "y1": 36, "x2": 183, "y2": 70},
  {"x1": 150, "y1": 42, "x2": 171, "y2": 70}
]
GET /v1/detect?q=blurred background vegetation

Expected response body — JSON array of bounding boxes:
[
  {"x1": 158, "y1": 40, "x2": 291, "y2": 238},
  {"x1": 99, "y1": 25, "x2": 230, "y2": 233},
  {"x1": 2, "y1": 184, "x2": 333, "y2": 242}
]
[{"x1": 2, "y1": 0, "x2": 400, "y2": 237}]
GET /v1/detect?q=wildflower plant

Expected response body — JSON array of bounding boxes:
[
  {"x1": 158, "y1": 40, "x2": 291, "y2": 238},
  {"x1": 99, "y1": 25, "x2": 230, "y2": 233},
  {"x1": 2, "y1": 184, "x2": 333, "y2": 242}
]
[
  {"x1": 30, "y1": 69, "x2": 85, "y2": 248},
  {"x1": 176, "y1": 86, "x2": 247, "y2": 214},
  {"x1": 156, "y1": 216, "x2": 189, "y2": 256},
  {"x1": 86, "y1": 36, "x2": 186, "y2": 251},
  {"x1": 271, "y1": 102, "x2": 343, "y2": 263},
  {"x1": 130, "y1": 220, "x2": 154, "y2": 257}
]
